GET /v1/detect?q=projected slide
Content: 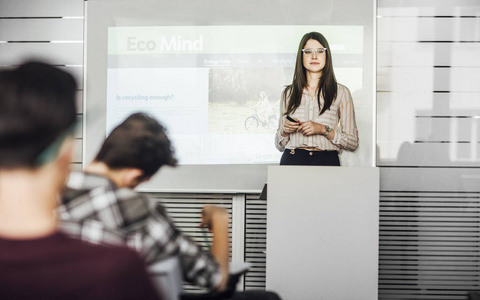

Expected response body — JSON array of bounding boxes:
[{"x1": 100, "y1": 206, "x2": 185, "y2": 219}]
[{"x1": 107, "y1": 25, "x2": 363, "y2": 164}]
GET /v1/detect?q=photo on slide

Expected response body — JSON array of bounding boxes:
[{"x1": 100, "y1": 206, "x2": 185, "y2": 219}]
[{"x1": 208, "y1": 67, "x2": 293, "y2": 134}]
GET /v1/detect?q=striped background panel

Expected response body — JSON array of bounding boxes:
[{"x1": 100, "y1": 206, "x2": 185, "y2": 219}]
[
  {"x1": 377, "y1": 0, "x2": 480, "y2": 168},
  {"x1": 144, "y1": 192, "x2": 233, "y2": 293},
  {"x1": 244, "y1": 194, "x2": 267, "y2": 291},
  {"x1": 379, "y1": 191, "x2": 480, "y2": 299},
  {"x1": 0, "y1": 0, "x2": 84, "y2": 169}
]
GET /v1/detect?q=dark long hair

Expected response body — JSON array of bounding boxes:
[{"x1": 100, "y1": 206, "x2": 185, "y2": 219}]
[{"x1": 284, "y1": 32, "x2": 337, "y2": 116}]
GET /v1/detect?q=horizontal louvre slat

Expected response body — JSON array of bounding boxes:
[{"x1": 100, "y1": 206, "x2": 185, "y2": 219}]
[
  {"x1": 0, "y1": 19, "x2": 83, "y2": 41},
  {"x1": 382, "y1": 202, "x2": 480, "y2": 208},
  {"x1": 380, "y1": 235, "x2": 479, "y2": 241},
  {"x1": 380, "y1": 237, "x2": 480, "y2": 245},
  {"x1": 377, "y1": 142, "x2": 480, "y2": 166},
  {"x1": 156, "y1": 194, "x2": 233, "y2": 200},
  {"x1": 380, "y1": 275, "x2": 480, "y2": 281},
  {"x1": 0, "y1": 0, "x2": 84, "y2": 17},
  {"x1": 380, "y1": 232, "x2": 478, "y2": 237},
  {"x1": 378, "y1": 67, "x2": 480, "y2": 92},
  {"x1": 378, "y1": 18, "x2": 480, "y2": 42},
  {"x1": 246, "y1": 224, "x2": 266, "y2": 229},
  {"x1": 382, "y1": 196, "x2": 480, "y2": 201},
  {"x1": 381, "y1": 192, "x2": 480, "y2": 196},
  {"x1": 379, "y1": 168, "x2": 480, "y2": 191},
  {"x1": 380, "y1": 250, "x2": 480, "y2": 256},
  {"x1": 380, "y1": 285, "x2": 477, "y2": 290},
  {"x1": 380, "y1": 229, "x2": 478, "y2": 234},
  {"x1": 380, "y1": 270, "x2": 480, "y2": 275},
  {"x1": 380, "y1": 264, "x2": 480, "y2": 271},
  {"x1": 380, "y1": 242, "x2": 480, "y2": 248},
  {"x1": 377, "y1": 90, "x2": 480, "y2": 120},
  {"x1": 0, "y1": 43, "x2": 84, "y2": 65},
  {"x1": 244, "y1": 252, "x2": 266, "y2": 258},
  {"x1": 381, "y1": 220, "x2": 479, "y2": 225},
  {"x1": 379, "y1": 295, "x2": 466, "y2": 300},
  {"x1": 378, "y1": 0, "x2": 480, "y2": 17},
  {"x1": 245, "y1": 214, "x2": 268, "y2": 219},
  {"x1": 381, "y1": 204, "x2": 480, "y2": 210},
  {"x1": 380, "y1": 259, "x2": 480, "y2": 265},
  {"x1": 165, "y1": 205, "x2": 231, "y2": 211},
  {"x1": 378, "y1": 42, "x2": 480, "y2": 67}
]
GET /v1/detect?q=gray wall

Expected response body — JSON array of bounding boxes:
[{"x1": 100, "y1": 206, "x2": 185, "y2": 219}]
[
  {"x1": 377, "y1": 0, "x2": 480, "y2": 298},
  {"x1": 0, "y1": 0, "x2": 84, "y2": 170},
  {"x1": 1, "y1": 0, "x2": 480, "y2": 298}
]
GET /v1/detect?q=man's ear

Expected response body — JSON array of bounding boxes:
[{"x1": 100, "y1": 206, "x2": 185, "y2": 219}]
[{"x1": 122, "y1": 168, "x2": 144, "y2": 188}]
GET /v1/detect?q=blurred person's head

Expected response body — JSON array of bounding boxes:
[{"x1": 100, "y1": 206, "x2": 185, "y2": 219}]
[
  {"x1": 0, "y1": 61, "x2": 77, "y2": 170},
  {"x1": 91, "y1": 113, "x2": 177, "y2": 188},
  {"x1": 0, "y1": 61, "x2": 77, "y2": 237}
]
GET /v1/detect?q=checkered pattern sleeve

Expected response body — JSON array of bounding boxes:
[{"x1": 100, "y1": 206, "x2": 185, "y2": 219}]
[
  {"x1": 134, "y1": 203, "x2": 222, "y2": 290},
  {"x1": 59, "y1": 172, "x2": 222, "y2": 290}
]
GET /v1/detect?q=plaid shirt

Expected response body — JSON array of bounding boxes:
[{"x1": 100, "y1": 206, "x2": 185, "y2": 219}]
[{"x1": 57, "y1": 171, "x2": 222, "y2": 290}]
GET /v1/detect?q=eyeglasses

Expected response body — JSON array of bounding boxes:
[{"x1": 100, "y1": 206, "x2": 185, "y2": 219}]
[{"x1": 302, "y1": 48, "x2": 327, "y2": 55}]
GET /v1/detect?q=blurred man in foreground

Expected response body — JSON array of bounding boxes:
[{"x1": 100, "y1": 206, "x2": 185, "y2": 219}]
[{"x1": 0, "y1": 62, "x2": 160, "y2": 299}]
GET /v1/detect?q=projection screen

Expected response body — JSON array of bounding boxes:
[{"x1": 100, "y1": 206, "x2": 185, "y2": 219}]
[{"x1": 85, "y1": 0, "x2": 375, "y2": 192}]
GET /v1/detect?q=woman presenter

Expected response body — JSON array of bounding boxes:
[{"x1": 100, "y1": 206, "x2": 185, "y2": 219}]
[{"x1": 275, "y1": 31, "x2": 359, "y2": 166}]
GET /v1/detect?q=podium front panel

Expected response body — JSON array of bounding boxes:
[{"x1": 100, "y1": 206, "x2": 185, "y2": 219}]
[{"x1": 266, "y1": 166, "x2": 379, "y2": 300}]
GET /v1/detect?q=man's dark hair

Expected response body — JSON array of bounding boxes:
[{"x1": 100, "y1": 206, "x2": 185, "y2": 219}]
[
  {"x1": 95, "y1": 113, "x2": 177, "y2": 178},
  {"x1": 0, "y1": 62, "x2": 77, "y2": 169}
]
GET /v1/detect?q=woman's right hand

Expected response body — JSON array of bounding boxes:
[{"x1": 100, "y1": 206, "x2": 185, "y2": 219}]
[{"x1": 282, "y1": 117, "x2": 301, "y2": 136}]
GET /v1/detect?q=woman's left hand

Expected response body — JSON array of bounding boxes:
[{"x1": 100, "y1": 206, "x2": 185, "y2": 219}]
[{"x1": 298, "y1": 121, "x2": 322, "y2": 136}]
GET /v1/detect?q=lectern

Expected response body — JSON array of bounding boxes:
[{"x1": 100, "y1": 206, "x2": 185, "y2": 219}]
[{"x1": 266, "y1": 166, "x2": 379, "y2": 300}]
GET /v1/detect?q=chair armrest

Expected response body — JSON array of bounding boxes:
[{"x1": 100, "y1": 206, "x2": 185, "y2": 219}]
[
  {"x1": 229, "y1": 261, "x2": 251, "y2": 276},
  {"x1": 180, "y1": 261, "x2": 251, "y2": 300},
  {"x1": 149, "y1": 256, "x2": 183, "y2": 300}
]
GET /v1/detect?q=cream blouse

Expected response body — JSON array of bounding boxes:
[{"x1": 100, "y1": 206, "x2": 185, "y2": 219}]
[{"x1": 275, "y1": 84, "x2": 359, "y2": 153}]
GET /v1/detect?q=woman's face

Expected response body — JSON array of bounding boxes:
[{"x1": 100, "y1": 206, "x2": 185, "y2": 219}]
[{"x1": 302, "y1": 39, "x2": 327, "y2": 75}]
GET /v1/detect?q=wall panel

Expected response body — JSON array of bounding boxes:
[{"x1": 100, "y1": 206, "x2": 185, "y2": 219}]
[
  {"x1": 377, "y1": 43, "x2": 480, "y2": 67},
  {"x1": 0, "y1": 0, "x2": 85, "y2": 166},
  {"x1": 378, "y1": 67, "x2": 480, "y2": 92},
  {"x1": 378, "y1": 0, "x2": 480, "y2": 299},
  {"x1": 0, "y1": 19, "x2": 84, "y2": 41},
  {"x1": 378, "y1": 18, "x2": 480, "y2": 42},
  {"x1": 4, "y1": 0, "x2": 480, "y2": 299},
  {"x1": 0, "y1": 43, "x2": 84, "y2": 65},
  {"x1": 244, "y1": 194, "x2": 267, "y2": 290},
  {"x1": 0, "y1": 0, "x2": 83, "y2": 17},
  {"x1": 144, "y1": 193, "x2": 234, "y2": 293},
  {"x1": 379, "y1": 0, "x2": 480, "y2": 17}
]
